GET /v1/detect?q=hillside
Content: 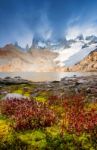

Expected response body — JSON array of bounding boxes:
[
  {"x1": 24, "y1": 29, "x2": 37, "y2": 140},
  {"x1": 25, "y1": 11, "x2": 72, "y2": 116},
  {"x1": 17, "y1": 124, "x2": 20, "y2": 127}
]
[
  {"x1": 0, "y1": 44, "x2": 58, "y2": 72},
  {"x1": 69, "y1": 49, "x2": 97, "y2": 71}
]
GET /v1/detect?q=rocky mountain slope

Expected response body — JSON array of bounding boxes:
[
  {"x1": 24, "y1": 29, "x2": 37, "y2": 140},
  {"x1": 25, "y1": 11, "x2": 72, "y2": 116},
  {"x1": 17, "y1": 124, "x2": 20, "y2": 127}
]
[
  {"x1": 0, "y1": 44, "x2": 58, "y2": 72},
  {"x1": 69, "y1": 49, "x2": 97, "y2": 72}
]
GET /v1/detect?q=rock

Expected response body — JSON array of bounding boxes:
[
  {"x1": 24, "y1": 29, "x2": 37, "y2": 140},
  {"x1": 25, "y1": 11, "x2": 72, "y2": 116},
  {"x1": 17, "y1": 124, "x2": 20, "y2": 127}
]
[
  {"x1": 86, "y1": 88, "x2": 91, "y2": 93},
  {"x1": 0, "y1": 77, "x2": 30, "y2": 85},
  {"x1": 0, "y1": 91, "x2": 8, "y2": 95},
  {"x1": 14, "y1": 76, "x2": 21, "y2": 79},
  {"x1": 52, "y1": 81, "x2": 60, "y2": 83},
  {"x1": 86, "y1": 87, "x2": 97, "y2": 94},
  {"x1": 75, "y1": 87, "x2": 81, "y2": 94},
  {"x1": 31, "y1": 93, "x2": 38, "y2": 97},
  {"x1": 2, "y1": 93, "x2": 29, "y2": 100},
  {"x1": 90, "y1": 88, "x2": 97, "y2": 93},
  {"x1": 4, "y1": 76, "x2": 11, "y2": 79}
]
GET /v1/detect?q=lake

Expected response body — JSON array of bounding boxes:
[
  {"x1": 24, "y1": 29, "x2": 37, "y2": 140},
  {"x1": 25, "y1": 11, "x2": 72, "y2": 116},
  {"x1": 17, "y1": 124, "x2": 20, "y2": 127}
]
[{"x1": 0, "y1": 72, "x2": 97, "y2": 82}]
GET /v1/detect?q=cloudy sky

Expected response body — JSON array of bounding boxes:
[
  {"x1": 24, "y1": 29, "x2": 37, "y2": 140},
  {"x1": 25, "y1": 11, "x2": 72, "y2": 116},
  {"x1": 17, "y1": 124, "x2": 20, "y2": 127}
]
[{"x1": 0, "y1": 0, "x2": 97, "y2": 47}]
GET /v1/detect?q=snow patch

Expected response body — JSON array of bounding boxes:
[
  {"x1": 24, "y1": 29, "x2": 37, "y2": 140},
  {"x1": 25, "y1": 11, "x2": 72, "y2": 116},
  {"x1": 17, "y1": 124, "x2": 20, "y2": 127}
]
[{"x1": 54, "y1": 41, "x2": 97, "y2": 66}]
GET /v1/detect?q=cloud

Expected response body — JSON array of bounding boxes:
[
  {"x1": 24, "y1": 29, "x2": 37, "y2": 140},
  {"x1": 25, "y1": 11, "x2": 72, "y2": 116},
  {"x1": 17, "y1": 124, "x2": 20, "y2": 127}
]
[
  {"x1": 17, "y1": 33, "x2": 33, "y2": 48},
  {"x1": 66, "y1": 16, "x2": 97, "y2": 39},
  {"x1": 17, "y1": 12, "x2": 52, "y2": 47},
  {"x1": 36, "y1": 12, "x2": 52, "y2": 40},
  {"x1": 67, "y1": 16, "x2": 81, "y2": 26},
  {"x1": 66, "y1": 24, "x2": 97, "y2": 39},
  {"x1": 13, "y1": 23, "x2": 34, "y2": 48},
  {"x1": 66, "y1": 26, "x2": 81, "y2": 39}
]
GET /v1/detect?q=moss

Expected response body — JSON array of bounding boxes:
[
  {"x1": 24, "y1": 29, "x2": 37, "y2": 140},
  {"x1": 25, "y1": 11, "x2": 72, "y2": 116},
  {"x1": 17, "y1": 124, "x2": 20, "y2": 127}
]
[
  {"x1": 45, "y1": 126, "x2": 60, "y2": 138},
  {"x1": 0, "y1": 115, "x2": 8, "y2": 120},
  {"x1": 46, "y1": 132, "x2": 77, "y2": 150},
  {"x1": 39, "y1": 91, "x2": 49, "y2": 97},
  {"x1": 75, "y1": 133, "x2": 95, "y2": 150},
  {"x1": 24, "y1": 92, "x2": 30, "y2": 97},
  {"x1": 13, "y1": 89, "x2": 23, "y2": 94},
  {"x1": 0, "y1": 119, "x2": 15, "y2": 144},
  {"x1": 18, "y1": 130, "x2": 47, "y2": 149},
  {"x1": 0, "y1": 118, "x2": 29, "y2": 150},
  {"x1": 0, "y1": 95, "x2": 4, "y2": 99},
  {"x1": 35, "y1": 96, "x2": 47, "y2": 103}
]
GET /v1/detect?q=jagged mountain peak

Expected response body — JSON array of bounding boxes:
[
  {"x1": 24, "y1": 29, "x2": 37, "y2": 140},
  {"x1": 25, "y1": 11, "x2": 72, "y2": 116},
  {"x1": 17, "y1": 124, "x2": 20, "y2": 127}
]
[
  {"x1": 12, "y1": 34, "x2": 97, "y2": 51},
  {"x1": 54, "y1": 34, "x2": 97, "y2": 67},
  {"x1": 85, "y1": 35, "x2": 97, "y2": 41},
  {"x1": 75, "y1": 34, "x2": 84, "y2": 41}
]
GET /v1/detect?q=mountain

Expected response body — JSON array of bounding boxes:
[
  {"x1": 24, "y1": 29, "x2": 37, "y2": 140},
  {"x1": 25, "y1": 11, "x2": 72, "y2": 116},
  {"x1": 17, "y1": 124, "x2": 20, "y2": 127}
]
[
  {"x1": 0, "y1": 35, "x2": 97, "y2": 72},
  {"x1": 0, "y1": 44, "x2": 36, "y2": 64},
  {"x1": 31, "y1": 33, "x2": 67, "y2": 49},
  {"x1": 85, "y1": 35, "x2": 97, "y2": 43},
  {"x1": 0, "y1": 44, "x2": 58, "y2": 72},
  {"x1": 54, "y1": 35, "x2": 97, "y2": 67},
  {"x1": 69, "y1": 49, "x2": 97, "y2": 71},
  {"x1": 30, "y1": 34, "x2": 97, "y2": 68}
]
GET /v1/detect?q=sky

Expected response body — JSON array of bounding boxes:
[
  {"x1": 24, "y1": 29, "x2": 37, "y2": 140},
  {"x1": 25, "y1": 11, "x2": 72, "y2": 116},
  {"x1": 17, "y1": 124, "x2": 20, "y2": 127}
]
[{"x1": 0, "y1": 0, "x2": 97, "y2": 47}]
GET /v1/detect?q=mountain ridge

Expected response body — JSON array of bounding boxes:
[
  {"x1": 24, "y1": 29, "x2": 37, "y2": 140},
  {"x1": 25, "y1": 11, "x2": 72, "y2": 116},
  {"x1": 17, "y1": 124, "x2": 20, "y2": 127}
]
[{"x1": 0, "y1": 35, "x2": 97, "y2": 72}]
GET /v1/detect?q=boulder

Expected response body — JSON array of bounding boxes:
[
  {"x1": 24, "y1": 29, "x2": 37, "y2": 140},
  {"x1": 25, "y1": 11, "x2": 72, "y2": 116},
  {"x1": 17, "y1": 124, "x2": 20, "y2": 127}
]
[{"x1": 2, "y1": 93, "x2": 29, "y2": 100}]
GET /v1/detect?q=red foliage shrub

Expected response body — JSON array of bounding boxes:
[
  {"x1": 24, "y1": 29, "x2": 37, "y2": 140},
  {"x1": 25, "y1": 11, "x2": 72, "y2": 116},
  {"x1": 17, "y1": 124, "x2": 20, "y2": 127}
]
[
  {"x1": 48, "y1": 95, "x2": 60, "y2": 105},
  {"x1": 48, "y1": 95, "x2": 64, "y2": 106},
  {"x1": 63, "y1": 95, "x2": 97, "y2": 134},
  {"x1": 0, "y1": 98, "x2": 56, "y2": 130}
]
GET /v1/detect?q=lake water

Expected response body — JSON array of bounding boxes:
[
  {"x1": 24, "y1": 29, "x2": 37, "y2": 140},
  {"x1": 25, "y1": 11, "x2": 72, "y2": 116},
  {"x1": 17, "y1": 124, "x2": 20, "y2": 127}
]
[{"x1": 0, "y1": 72, "x2": 97, "y2": 82}]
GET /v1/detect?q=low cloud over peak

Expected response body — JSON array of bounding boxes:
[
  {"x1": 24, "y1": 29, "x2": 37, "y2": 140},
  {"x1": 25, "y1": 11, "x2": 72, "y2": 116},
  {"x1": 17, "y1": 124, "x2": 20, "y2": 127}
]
[{"x1": 0, "y1": 0, "x2": 97, "y2": 47}]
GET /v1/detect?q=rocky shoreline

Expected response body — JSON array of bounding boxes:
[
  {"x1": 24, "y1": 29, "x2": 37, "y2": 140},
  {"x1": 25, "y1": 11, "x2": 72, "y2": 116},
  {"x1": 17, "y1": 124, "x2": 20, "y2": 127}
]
[
  {"x1": 0, "y1": 75, "x2": 97, "y2": 102},
  {"x1": 0, "y1": 76, "x2": 31, "y2": 85}
]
